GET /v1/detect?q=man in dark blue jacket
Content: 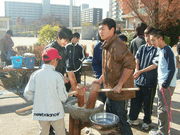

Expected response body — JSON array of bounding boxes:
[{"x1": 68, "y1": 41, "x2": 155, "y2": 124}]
[
  {"x1": 92, "y1": 34, "x2": 107, "y2": 103},
  {"x1": 65, "y1": 32, "x2": 86, "y2": 92},
  {"x1": 128, "y1": 27, "x2": 158, "y2": 131}
]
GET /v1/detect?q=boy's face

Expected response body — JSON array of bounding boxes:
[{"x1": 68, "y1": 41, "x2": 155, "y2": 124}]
[
  {"x1": 57, "y1": 38, "x2": 69, "y2": 47},
  {"x1": 145, "y1": 34, "x2": 152, "y2": 45},
  {"x1": 99, "y1": 24, "x2": 114, "y2": 42},
  {"x1": 72, "y1": 37, "x2": 79, "y2": 45},
  {"x1": 150, "y1": 35, "x2": 159, "y2": 48}
]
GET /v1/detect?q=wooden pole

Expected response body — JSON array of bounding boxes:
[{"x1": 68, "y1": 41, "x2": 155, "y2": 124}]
[
  {"x1": 97, "y1": 87, "x2": 140, "y2": 92},
  {"x1": 68, "y1": 71, "x2": 77, "y2": 92},
  {"x1": 76, "y1": 84, "x2": 84, "y2": 107},
  {"x1": 86, "y1": 83, "x2": 101, "y2": 109}
]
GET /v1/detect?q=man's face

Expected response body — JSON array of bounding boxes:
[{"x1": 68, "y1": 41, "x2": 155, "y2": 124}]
[
  {"x1": 58, "y1": 38, "x2": 69, "y2": 47},
  {"x1": 98, "y1": 24, "x2": 114, "y2": 41},
  {"x1": 72, "y1": 37, "x2": 79, "y2": 45},
  {"x1": 145, "y1": 34, "x2": 151, "y2": 45},
  {"x1": 150, "y1": 35, "x2": 159, "y2": 48},
  {"x1": 6, "y1": 34, "x2": 11, "y2": 38}
]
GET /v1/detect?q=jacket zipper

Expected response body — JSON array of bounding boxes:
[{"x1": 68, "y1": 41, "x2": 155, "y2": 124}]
[{"x1": 73, "y1": 46, "x2": 76, "y2": 69}]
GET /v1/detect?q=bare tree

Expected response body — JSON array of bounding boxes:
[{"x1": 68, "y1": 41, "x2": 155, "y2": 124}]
[{"x1": 118, "y1": 0, "x2": 180, "y2": 31}]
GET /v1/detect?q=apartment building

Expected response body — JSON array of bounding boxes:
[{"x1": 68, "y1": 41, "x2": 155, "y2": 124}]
[
  {"x1": 81, "y1": 8, "x2": 102, "y2": 26},
  {"x1": 5, "y1": 0, "x2": 81, "y2": 27}
]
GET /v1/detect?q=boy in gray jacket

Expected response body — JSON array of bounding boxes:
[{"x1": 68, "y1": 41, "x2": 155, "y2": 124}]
[{"x1": 24, "y1": 48, "x2": 68, "y2": 135}]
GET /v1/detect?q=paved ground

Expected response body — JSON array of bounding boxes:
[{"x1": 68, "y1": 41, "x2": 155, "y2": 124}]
[
  {"x1": 0, "y1": 38, "x2": 179, "y2": 134},
  {"x1": 0, "y1": 70, "x2": 180, "y2": 135}
]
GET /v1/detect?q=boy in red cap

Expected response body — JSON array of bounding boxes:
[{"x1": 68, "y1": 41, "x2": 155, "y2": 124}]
[{"x1": 24, "y1": 47, "x2": 68, "y2": 135}]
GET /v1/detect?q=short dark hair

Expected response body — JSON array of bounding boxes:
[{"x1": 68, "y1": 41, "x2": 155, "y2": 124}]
[
  {"x1": 6, "y1": 30, "x2": 13, "y2": 36},
  {"x1": 99, "y1": 18, "x2": 116, "y2": 34},
  {"x1": 119, "y1": 34, "x2": 127, "y2": 42},
  {"x1": 43, "y1": 55, "x2": 51, "y2": 64},
  {"x1": 136, "y1": 22, "x2": 147, "y2": 35},
  {"x1": 151, "y1": 29, "x2": 165, "y2": 40},
  {"x1": 144, "y1": 27, "x2": 155, "y2": 35},
  {"x1": 116, "y1": 30, "x2": 121, "y2": 35},
  {"x1": 57, "y1": 26, "x2": 73, "y2": 41},
  {"x1": 73, "y1": 32, "x2": 80, "y2": 38}
]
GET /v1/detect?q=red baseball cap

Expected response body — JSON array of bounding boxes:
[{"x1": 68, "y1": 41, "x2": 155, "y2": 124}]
[{"x1": 42, "y1": 48, "x2": 62, "y2": 61}]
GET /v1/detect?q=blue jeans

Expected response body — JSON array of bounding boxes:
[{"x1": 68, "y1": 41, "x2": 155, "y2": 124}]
[{"x1": 106, "y1": 98, "x2": 133, "y2": 135}]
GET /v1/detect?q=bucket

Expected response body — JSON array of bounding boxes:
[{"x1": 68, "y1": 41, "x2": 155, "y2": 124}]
[
  {"x1": 11, "y1": 56, "x2": 23, "y2": 69},
  {"x1": 24, "y1": 57, "x2": 36, "y2": 69}
]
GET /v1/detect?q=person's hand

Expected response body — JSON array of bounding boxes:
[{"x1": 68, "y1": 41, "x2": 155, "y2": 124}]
[
  {"x1": 113, "y1": 84, "x2": 122, "y2": 93},
  {"x1": 133, "y1": 70, "x2": 141, "y2": 79},
  {"x1": 64, "y1": 77, "x2": 69, "y2": 83},
  {"x1": 92, "y1": 79, "x2": 102, "y2": 85}
]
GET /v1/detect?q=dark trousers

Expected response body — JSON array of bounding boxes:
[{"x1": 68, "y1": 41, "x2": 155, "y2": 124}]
[
  {"x1": 1, "y1": 54, "x2": 11, "y2": 65},
  {"x1": 129, "y1": 86, "x2": 156, "y2": 124},
  {"x1": 106, "y1": 98, "x2": 133, "y2": 135},
  {"x1": 65, "y1": 70, "x2": 82, "y2": 92},
  {"x1": 0, "y1": 54, "x2": 11, "y2": 77},
  {"x1": 176, "y1": 68, "x2": 180, "y2": 80}
]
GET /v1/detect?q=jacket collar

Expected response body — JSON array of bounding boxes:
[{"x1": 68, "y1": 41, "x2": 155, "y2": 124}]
[
  {"x1": 72, "y1": 42, "x2": 79, "y2": 46},
  {"x1": 42, "y1": 64, "x2": 55, "y2": 70},
  {"x1": 145, "y1": 43, "x2": 155, "y2": 50},
  {"x1": 101, "y1": 34, "x2": 118, "y2": 50}
]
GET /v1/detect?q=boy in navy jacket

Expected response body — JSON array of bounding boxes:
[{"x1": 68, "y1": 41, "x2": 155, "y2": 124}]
[{"x1": 128, "y1": 27, "x2": 159, "y2": 131}]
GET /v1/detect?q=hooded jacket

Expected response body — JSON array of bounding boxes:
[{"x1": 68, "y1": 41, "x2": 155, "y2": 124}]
[{"x1": 101, "y1": 34, "x2": 136, "y2": 101}]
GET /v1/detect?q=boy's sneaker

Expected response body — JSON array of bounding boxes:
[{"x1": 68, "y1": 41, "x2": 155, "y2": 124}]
[
  {"x1": 141, "y1": 123, "x2": 150, "y2": 130},
  {"x1": 149, "y1": 129, "x2": 164, "y2": 135},
  {"x1": 127, "y1": 119, "x2": 139, "y2": 125}
]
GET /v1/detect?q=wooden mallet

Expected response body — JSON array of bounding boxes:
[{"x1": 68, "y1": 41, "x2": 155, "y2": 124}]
[
  {"x1": 86, "y1": 85, "x2": 139, "y2": 109},
  {"x1": 68, "y1": 71, "x2": 87, "y2": 104}
]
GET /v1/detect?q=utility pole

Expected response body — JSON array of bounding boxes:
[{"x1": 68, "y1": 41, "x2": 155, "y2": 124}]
[{"x1": 69, "y1": 0, "x2": 73, "y2": 29}]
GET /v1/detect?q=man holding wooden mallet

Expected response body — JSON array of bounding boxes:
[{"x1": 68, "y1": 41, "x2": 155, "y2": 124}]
[{"x1": 94, "y1": 18, "x2": 136, "y2": 135}]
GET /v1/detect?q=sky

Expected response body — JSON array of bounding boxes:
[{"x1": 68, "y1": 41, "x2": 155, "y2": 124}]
[{"x1": 0, "y1": 0, "x2": 109, "y2": 18}]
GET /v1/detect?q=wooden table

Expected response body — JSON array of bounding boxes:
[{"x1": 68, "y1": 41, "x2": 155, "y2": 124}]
[{"x1": 0, "y1": 66, "x2": 39, "y2": 94}]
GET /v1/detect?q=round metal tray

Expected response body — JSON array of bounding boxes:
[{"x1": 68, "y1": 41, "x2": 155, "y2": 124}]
[{"x1": 90, "y1": 112, "x2": 119, "y2": 130}]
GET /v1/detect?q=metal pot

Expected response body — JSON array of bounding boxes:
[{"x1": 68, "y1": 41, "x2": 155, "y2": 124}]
[{"x1": 90, "y1": 112, "x2": 119, "y2": 130}]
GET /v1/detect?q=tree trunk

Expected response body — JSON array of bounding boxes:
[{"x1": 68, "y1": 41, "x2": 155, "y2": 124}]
[{"x1": 154, "y1": 0, "x2": 159, "y2": 29}]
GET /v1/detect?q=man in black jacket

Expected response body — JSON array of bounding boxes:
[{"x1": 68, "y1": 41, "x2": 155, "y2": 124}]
[
  {"x1": 40, "y1": 26, "x2": 72, "y2": 76},
  {"x1": 65, "y1": 32, "x2": 86, "y2": 92},
  {"x1": 130, "y1": 23, "x2": 147, "y2": 56}
]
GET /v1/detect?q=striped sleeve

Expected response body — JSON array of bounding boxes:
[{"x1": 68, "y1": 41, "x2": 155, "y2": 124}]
[{"x1": 162, "y1": 46, "x2": 176, "y2": 88}]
